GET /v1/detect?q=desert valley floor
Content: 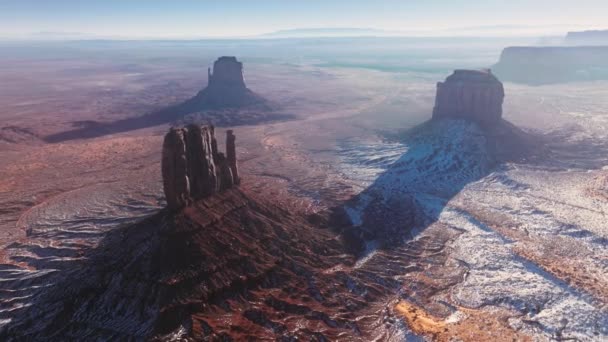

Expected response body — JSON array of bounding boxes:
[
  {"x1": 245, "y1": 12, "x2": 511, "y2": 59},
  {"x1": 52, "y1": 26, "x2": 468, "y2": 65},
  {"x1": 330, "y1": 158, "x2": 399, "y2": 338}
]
[{"x1": 0, "y1": 42, "x2": 607, "y2": 340}]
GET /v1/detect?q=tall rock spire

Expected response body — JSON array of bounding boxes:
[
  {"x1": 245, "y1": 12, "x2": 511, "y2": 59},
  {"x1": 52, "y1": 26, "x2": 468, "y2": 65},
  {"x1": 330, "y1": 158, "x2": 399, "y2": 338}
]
[
  {"x1": 162, "y1": 125, "x2": 240, "y2": 211},
  {"x1": 226, "y1": 130, "x2": 239, "y2": 185}
]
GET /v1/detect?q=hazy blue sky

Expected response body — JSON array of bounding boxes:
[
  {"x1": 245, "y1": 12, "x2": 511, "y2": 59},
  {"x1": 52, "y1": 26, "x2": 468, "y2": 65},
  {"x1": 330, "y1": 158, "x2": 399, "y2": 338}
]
[{"x1": 0, "y1": 0, "x2": 606, "y2": 38}]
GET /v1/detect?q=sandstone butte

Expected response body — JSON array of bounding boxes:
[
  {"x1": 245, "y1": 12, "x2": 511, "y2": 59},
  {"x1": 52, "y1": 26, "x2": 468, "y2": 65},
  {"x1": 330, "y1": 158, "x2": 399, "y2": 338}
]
[
  {"x1": 161, "y1": 124, "x2": 240, "y2": 211},
  {"x1": 432, "y1": 69, "x2": 505, "y2": 126},
  {"x1": 186, "y1": 56, "x2": 267, "y2": 108}
]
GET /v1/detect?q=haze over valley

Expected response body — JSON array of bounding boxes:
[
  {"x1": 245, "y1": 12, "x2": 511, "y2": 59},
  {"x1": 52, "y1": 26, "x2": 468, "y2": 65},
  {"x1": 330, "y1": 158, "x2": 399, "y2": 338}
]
[{"x1": 0, "y1": 1, "x2": 607, "y2": 341}]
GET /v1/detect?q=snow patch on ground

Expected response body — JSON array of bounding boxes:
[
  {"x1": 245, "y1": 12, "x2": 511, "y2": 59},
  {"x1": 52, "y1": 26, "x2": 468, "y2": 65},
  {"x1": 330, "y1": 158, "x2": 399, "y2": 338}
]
[{"x1": 336, "y1": 119, "x2": 608, "y2": 340}]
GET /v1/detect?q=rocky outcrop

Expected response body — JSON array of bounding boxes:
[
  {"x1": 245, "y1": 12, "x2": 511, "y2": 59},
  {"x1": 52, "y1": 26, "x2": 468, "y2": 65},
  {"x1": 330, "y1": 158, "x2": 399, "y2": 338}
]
[
  {"x1": 162, "y1": 124, "x2": 239, "y2": 210},
  {"x1": 186, "y1": 56, "x2": 268, "y2": 109},
  {"x1": 432, "y1": 69, "x2": 504, "y2": 125}
]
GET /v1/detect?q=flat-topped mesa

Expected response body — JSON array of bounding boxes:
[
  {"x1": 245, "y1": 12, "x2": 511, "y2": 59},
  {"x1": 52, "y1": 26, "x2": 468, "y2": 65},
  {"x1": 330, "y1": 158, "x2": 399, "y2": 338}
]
[
  {"x1": 162, "y1": 124, "x2": 240, "y2": 211},
  {"x1": 432, "y1": 69, "x2": 504, "y2": 126},
  {"x1": 208, "y1": 56, "x2": 246, "y2": 89}
]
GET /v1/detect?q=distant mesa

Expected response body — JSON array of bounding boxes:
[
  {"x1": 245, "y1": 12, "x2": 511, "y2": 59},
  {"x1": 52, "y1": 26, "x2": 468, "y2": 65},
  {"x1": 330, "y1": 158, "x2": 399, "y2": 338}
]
[
  {"x1": 493, "y1": 46, "x2": 608, "y2": 85},
  {"x1": 162, "y1": 124, "x2": 239, "y2": 211},
  {"x1": 432, "y1": 69, "x2": 504, "y2": 126},
  {"x1": 183, "y1": 56, "x2": 269, "y2": 110},
  {"x1": 43, "y1": 56, "x2": 290, "y2": 144},
  {"x1": 565, "y1": 30, "x2": 608, "y2": 46},
  {"x1": 209, "y1": 56, "x2": 246, "y2": 88}
]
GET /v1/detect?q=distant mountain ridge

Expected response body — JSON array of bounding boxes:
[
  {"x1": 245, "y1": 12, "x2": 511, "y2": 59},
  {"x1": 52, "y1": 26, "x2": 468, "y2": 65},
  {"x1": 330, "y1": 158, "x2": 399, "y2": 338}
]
[
  {"x1": 260, "y1": 28, "x2": 386, "y2": 38},
  {"x1": 260, "y1": 25, "x2": 588, "y2": 39}
]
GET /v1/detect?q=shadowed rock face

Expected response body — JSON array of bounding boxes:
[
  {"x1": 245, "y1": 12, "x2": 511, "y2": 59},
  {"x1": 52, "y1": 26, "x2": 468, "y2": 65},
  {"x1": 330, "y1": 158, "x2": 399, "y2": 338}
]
[
  {"x1": 186, "y1": 56, "x2": 269, "y2": 109},
  {"x1": 432, "y1": 69, "x2": 504, "y2": 125},
  {"x1": 226, "y1": 129, "x2": 240, "y2": 184},
  {"x1": 208, "y1": 56, "x2": 246, "y2": 88},
  {"x1": 41, "y1": 57, "x2": 290, "y2": 144},
  {"x1": 162, "y1": 125, "x2": 239, "y2": 210}
]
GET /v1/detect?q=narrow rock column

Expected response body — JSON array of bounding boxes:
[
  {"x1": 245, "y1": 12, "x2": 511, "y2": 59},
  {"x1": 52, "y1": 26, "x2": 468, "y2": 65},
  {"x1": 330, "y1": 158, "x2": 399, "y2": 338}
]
[
  {"x1": 217, "y1": 154, "x2": 235, "y2": 190},
  {"x1": 162, "y1": 125, "x2": 241, "y2": 211},
  {"x1": 226, "y1": 130, "x2": 240, "y2": 185},
  {"x1": 162, "y1": 128, "x2": 191, "y2": 210},
  {"x1": 185, "y1": 125, "x2": 218, "y2": 198}
]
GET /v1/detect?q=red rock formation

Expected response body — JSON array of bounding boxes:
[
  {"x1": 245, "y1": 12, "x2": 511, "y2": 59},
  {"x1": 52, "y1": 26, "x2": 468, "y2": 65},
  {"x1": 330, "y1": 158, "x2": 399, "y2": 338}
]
[
  {"x1": 432, "y1": 69, "x2": 504, "y2": 125},
  {"x1": 226, "y1": 129, "x2": 239, "y2": 184},
  {"x1": 208, "y1": 56, "x2": 246, "y2": 88},
  {"x1": 185, "y1": 125, "x2": 219, "y2": 198},
  {"x1": 186, "y1": 56, "x2": 268, "y2": 109},
  {"x1": 161, "y1": 128, "x2": 191, "y2": 210},
  {"x1": 162, "y1": 124, "x2": 239, "y2": 210}
]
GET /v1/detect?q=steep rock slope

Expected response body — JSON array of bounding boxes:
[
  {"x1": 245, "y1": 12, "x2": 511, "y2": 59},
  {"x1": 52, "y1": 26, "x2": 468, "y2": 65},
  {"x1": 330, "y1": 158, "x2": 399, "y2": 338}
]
[
  {"x1": 0, "y1": 126, "x2": 413, "y2": 340},
  {"x1": 1, "y1": 186, "x2": 432, "y2": 340}
]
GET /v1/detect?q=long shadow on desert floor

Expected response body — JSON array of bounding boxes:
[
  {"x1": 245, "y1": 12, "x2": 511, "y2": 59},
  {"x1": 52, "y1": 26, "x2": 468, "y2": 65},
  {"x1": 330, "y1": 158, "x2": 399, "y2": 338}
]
[
  {"x1": 0, "y1": 118, "x2": 572, "y2": 340},
  {"x1": 342, "y1": 118, "x2": 543, "y2": 249},
  {"x1": 43, "y1": 100, "x2": 291, "y2": 144}
]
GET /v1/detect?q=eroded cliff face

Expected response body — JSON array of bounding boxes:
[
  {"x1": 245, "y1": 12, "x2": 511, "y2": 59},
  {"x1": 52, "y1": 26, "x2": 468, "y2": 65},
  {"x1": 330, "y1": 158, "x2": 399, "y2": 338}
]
[
  {"x1": 162, "y1": 124, "x2": 239, "y2": 210},
  {"x1": 432, "y1": 69, "x2": 504, "y2": 126}
]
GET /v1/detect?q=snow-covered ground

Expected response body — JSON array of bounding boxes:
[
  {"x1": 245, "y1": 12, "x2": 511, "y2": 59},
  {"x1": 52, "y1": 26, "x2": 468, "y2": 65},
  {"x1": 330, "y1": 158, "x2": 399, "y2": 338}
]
[
  {"x1": 446, "y1": 166, "x2": 607, "y2": 340},
  {"x1": 0, "y1": 179, "x2": 164, "y2": 328},
  {"x1": 339, "y1": 118, "x2": 608, "y2": 340}
]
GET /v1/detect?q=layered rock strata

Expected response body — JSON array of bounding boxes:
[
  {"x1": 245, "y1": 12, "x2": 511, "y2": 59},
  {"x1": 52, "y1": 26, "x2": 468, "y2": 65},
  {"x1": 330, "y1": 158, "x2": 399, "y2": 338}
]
[
  {"x1": 432, "y1": 69, "x2": 504, "y2": 125},
  {"x1": 162, "y1": 124, "x2": 239, "y2": 210}
]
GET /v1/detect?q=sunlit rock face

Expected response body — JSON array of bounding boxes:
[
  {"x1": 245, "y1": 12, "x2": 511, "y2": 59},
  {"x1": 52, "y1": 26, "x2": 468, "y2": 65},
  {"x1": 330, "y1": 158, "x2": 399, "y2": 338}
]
[
  {"x1": 162, "y1": 124, "x2": 239, "y2": 210},
  {"x1": 432, "y1": 69, "x2": 504, "y2": 125}
]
